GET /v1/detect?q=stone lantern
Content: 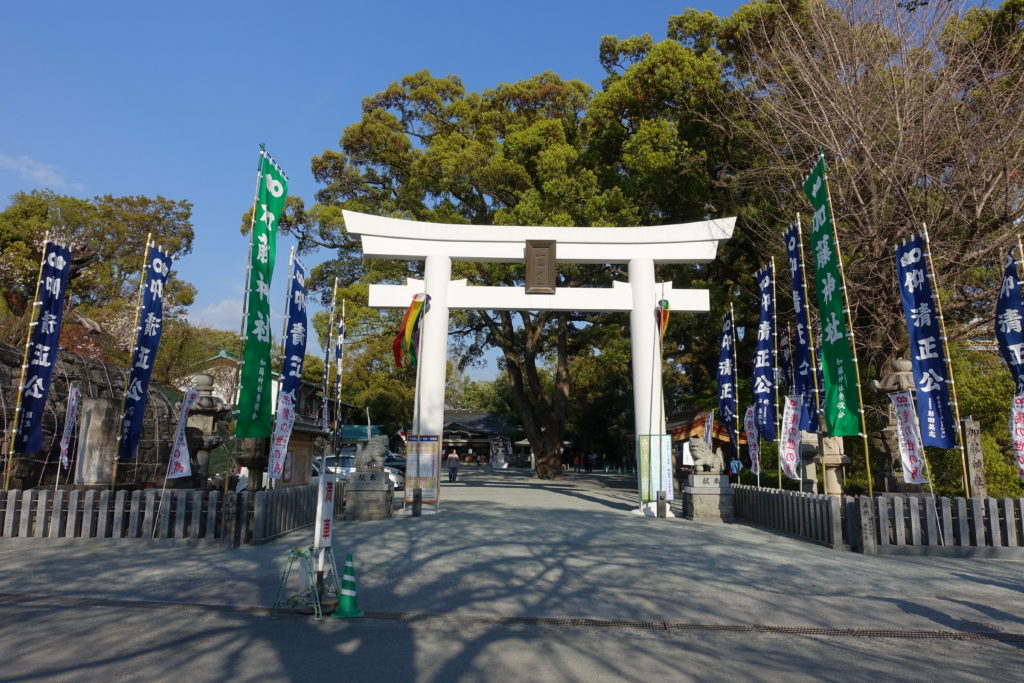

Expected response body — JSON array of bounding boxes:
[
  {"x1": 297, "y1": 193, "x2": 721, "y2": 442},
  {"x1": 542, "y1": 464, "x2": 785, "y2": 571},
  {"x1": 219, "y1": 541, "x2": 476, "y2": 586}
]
[{"x1": 185, "y1": 373, "x2": 225, "y2": 482}]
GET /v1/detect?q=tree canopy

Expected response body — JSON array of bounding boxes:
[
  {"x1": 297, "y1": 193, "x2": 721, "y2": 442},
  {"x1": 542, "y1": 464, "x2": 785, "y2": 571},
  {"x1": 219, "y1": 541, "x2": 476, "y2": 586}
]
[{"x1": 267, "y1": 0, "x2": 1023, "y2": 492}]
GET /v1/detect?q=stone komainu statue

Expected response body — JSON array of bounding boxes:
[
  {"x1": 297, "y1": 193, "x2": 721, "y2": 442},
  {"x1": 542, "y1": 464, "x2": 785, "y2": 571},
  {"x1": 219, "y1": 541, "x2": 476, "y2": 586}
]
[
  {"x1": 689, "y1": 436, "x2": 724, "y2": 473},
  {"x1": 355, "y1": 435, "x2": 389, "y2": 470}
]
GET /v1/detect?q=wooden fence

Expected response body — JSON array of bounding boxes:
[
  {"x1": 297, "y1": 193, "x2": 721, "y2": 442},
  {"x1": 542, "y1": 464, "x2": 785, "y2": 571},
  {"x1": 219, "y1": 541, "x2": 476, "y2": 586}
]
[
  {"x1": 859, "y1": 494, "x2": 1024, "y2": 557},
  {"x1": 0, "y1": 483, "x2": 344, "y2": 546},
  {"x1": 733, "y1": 485, "x2": 1024, "y2": 557},
  {"x1": 733, "y1": 485, "x2": 848, "y2": 549}
]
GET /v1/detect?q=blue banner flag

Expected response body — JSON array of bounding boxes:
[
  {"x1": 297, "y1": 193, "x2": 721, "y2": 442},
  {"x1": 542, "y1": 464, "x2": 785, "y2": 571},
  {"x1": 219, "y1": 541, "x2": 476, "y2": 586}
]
[
  {"x1": 118, "y1": 245, "x2": 173, "y2": 461},
  {"x1": 996, "y1": 247, "x2": 1024, "y2": 394},
  {"x1": 333, "y1": 316, "x2": 345, "y2": 401},
  {"x1": 895, "y1": 234, "x2": 955, "y2": 448},
  {"x1": 14, "y1": 242, "x2": 72, "y2": 453},
  {"x1": 779, "y1": 327, "x2": 794, "y2": 395},
  {"x1": 280, "y1": 258, "x2": 307, "y2": 400},
  {"x1": 783, "y1": 222, "x2": 818, "y2": 432},
  {"x1": 322, "y1": 316, "x2": 334, "y2": 429},
  {"x1": 752, "y1": 263, "x2": 777, "y2": 441},
  {"x1": 717, "y1": 310, "x2": 737, "y2": 449}
]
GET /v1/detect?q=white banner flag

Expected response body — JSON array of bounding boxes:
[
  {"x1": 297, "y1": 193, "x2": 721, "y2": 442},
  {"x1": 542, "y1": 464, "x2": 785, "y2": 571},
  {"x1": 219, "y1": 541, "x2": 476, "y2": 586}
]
[
  {"x1": 780, "y1": 395, "x2": 802, "y2": 481},
  {"x1": 889, "y1": 391, "x2": 928, "y2": 484},
  {"x1": 1010, "y1": 394, "x2": 1024, "y2": 479},
  {"x1": 313, "y1": 473, "x2": 337, "y2": 549},
  {"x1": 743, "y1": 406, "x2": 761, "y2": 475},
  {"x1": 267, "y1": 392, "x2": 296, "y2": 480},
  {"x1": 59, "y1": 385, "x2": 82, "y2": 469},
  {"x1": 167, "y1": 387, "x2": 198, "y2": 480}
]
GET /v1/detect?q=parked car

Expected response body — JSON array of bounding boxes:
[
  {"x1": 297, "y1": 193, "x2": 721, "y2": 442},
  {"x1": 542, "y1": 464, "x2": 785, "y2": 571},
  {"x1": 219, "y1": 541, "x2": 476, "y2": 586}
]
[
  {"x1": 312, "y1": 453, "x2": 404, "y2": 489},
  {"x1": 383, "y1": 452, "x2": 406, "y2": 474}
]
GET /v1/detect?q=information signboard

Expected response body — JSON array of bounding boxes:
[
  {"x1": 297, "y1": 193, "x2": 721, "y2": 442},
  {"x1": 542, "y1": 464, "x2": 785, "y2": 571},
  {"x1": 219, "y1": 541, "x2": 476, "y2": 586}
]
[{"x1": 405, "y1": 434, "x2": 441, "y2": 504}]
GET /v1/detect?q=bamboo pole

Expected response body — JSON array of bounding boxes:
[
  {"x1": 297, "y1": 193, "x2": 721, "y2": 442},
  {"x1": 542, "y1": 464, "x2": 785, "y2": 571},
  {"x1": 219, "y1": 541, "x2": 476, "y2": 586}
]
[
  {"x1": 269, "y1": 247, "x2": 297, "y2": 491},
  {"x1": 412, "y1": 290, "x2": 429, "y2": 505},
  {"x1": 795, "y1": 215, "x2": 824, "y2": 427},
  {"x1": 278, "y1": 247, "x2": 295, "y2": 374},
  {"x1": 921, "y1": 224, "x2": 970, "y2": 496},
  {"x1": 111, "y1": 233, "x2": 152, "y2": 491},
  {"x1": 323, "y1": 278, "x2": 338, "y2": 457},
  {"x1": 227, "y1": 147, "x2": 267, "y2": 497},
  {"x1": 795, "y1": 214, "x2": 827, "y2": 494},
  {"x1": 332, "y1": 299, "x2": 346, "y2": 454},
  {"x1": 729, "y1": 302, "x2": 740, "y2": 475},
  {"x1": 4, "y1": 232, "x2": 52, "y2": 491},
  {"x1": 820, "y1": 152, "x2": 873, "y2": 497},
  {"x1": 767, "y1": 259, "x2": 783, "y2": 489}
]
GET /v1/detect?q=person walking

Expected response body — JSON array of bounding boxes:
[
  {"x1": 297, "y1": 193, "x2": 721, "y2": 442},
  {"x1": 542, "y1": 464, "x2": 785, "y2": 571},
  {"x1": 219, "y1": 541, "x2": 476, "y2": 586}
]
[
  {"x1": 447, "y1": 448, "x2": 461, "y2": 483},
  {"x1": 728, "y1": 454, "x2": 744, "y2": 485}
]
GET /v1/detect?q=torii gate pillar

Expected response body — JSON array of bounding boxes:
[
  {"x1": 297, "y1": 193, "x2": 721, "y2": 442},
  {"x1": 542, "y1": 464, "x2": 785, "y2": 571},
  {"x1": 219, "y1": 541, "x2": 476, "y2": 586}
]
[
  {"x1": 418, "y1": 254, "x2": 452, "y2": 437},
  {"x1": 629, "y1": 257, "x2": 663, "y2": 440}
]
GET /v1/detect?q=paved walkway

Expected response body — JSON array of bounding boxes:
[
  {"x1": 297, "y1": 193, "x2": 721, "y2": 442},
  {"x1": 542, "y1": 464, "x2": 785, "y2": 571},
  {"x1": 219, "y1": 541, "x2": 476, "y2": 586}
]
[{"x1": 1, "y1": 468, "x2": 1022, "y2": 681}]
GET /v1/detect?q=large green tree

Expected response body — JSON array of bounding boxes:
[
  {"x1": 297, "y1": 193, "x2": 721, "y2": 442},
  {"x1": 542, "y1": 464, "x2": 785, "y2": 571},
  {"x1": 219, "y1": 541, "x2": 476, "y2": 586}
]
[
  {"x1": 0, "y1": 190, "x2": 196, "y2": 315},
  {"x1": 0, "y1": 190, "x2": 198, "y2": 366},
  {"x1": 286, "y1": 66, "x2": 748, "y2": 478}
]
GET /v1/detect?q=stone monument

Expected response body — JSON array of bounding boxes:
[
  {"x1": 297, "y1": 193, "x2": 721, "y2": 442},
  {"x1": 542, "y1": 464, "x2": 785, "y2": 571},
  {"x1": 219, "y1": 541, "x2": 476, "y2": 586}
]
[
  {"x1": 344, "y1": 435, "x2": 394, "y2": 520},
  {"x1": 184, "y1": 373, "x2": 225, "y2": 483},
  {"x1": 868, "y1": 358, "x2": 918, "y2": 493},
  {"x1": 682, "y1": 436, "x2": 733, "y2": 521}
]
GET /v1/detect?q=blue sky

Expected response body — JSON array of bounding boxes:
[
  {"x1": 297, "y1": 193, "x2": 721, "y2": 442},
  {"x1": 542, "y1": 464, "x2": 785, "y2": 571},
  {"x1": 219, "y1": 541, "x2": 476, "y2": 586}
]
[{"x1": 1, "y1": 0, "x2": 740, "y2": 373}]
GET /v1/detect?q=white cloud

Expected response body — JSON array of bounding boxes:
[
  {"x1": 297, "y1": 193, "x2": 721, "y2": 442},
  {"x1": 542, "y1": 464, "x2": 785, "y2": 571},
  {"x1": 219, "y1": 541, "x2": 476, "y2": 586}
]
[
  {"x1": 188, "y1": 299, "x2": 244, "y2": 331},
  {"x1": 0, "y1": 153, "x2": 85, "y2": 193}
]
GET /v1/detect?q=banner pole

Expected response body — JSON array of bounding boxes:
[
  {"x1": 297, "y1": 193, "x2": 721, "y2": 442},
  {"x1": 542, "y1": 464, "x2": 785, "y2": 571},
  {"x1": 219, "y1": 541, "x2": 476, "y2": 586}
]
[
  {"x1": 5, "y1": 233, "x2": 52, "y2": 491},
  {"x1": 795, "y1": 215, "x2": 828, "y2": 494},
  {"x1": 332, "y1": 299, "x2": 346, "y2": 454},
  {"x1": 907, "y1": 391, "x2": 944, "y2": 545},
  {"x1": 921, "y1": 223, "x2": 970, "y2": 496},
  {"x1": 269, "y1": 247, "x2": 296, "y2": 491},
  {"x1": 316, "y1": 277, "x2": 338, "y2": 593},
  {"x1": 227, "y1": 147, "x2": 267, "y2": 497},
  {"x1": 410, "y1": 289, "x2": 429, "y2": 506},
  {"x1": 647, "y1": 282, "x2": 666, "y2": 501},
  {"x1": 110, "y1": 233, "x2": 151, "y2": 492},
  {"x1": 729, "y1": 302, "x2": 740, "y2": 477},
  {"x1": 796, "y1": 215, "x2": 825, "y2": 430},
  {"x1": 324, "y1": 278, "x2": 338, "y2": 464},
  {"x1": 54, "y1": 384, "x2": 76, "y2": 496},
  {"x1": 278, "y1": 247, "x2": 295, "y2": 369},
  {"x1": 769, "y1": 259, "x2": 783, "y2": 489},
  {"x1": 821, "y1": 157, "x2": 873, "y2": 497}
]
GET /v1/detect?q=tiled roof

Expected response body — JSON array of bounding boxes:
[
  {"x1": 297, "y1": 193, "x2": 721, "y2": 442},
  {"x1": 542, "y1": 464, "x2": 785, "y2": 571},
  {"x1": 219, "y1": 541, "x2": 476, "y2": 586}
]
[{"x1": 443, "y1": 410, "x2": 518, "y2": 436}]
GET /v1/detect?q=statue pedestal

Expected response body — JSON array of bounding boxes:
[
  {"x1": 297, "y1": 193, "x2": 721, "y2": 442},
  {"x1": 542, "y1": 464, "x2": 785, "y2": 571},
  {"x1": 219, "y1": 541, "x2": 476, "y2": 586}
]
[
  {"x1": 683, "y1": 473, "x2": 733, "y2": 522},
  {"x1": 344, "y1": 470, "x2": 394, "y2": 520}
]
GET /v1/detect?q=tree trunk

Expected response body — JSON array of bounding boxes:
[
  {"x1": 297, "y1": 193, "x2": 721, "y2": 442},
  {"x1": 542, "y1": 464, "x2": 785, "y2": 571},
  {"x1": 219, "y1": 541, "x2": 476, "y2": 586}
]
[{"x1": 535, "y1": 447, "x2": 563, "y2": 479}]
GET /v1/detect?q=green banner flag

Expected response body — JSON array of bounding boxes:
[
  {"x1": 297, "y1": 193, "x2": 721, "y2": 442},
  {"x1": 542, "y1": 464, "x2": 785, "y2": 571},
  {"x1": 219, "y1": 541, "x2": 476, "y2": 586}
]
[
  {"x1": 236, "y1": 149, "x2": 288, "y2": 437},
  {"x1": 803, "y1": 153, "x2": 860, "y2": 436}
]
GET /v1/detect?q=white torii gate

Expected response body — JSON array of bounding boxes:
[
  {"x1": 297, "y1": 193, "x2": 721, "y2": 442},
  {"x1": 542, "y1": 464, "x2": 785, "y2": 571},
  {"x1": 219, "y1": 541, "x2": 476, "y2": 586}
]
[{"x1": 344, "y1": 210, "x2": 735, "y2": 504}]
